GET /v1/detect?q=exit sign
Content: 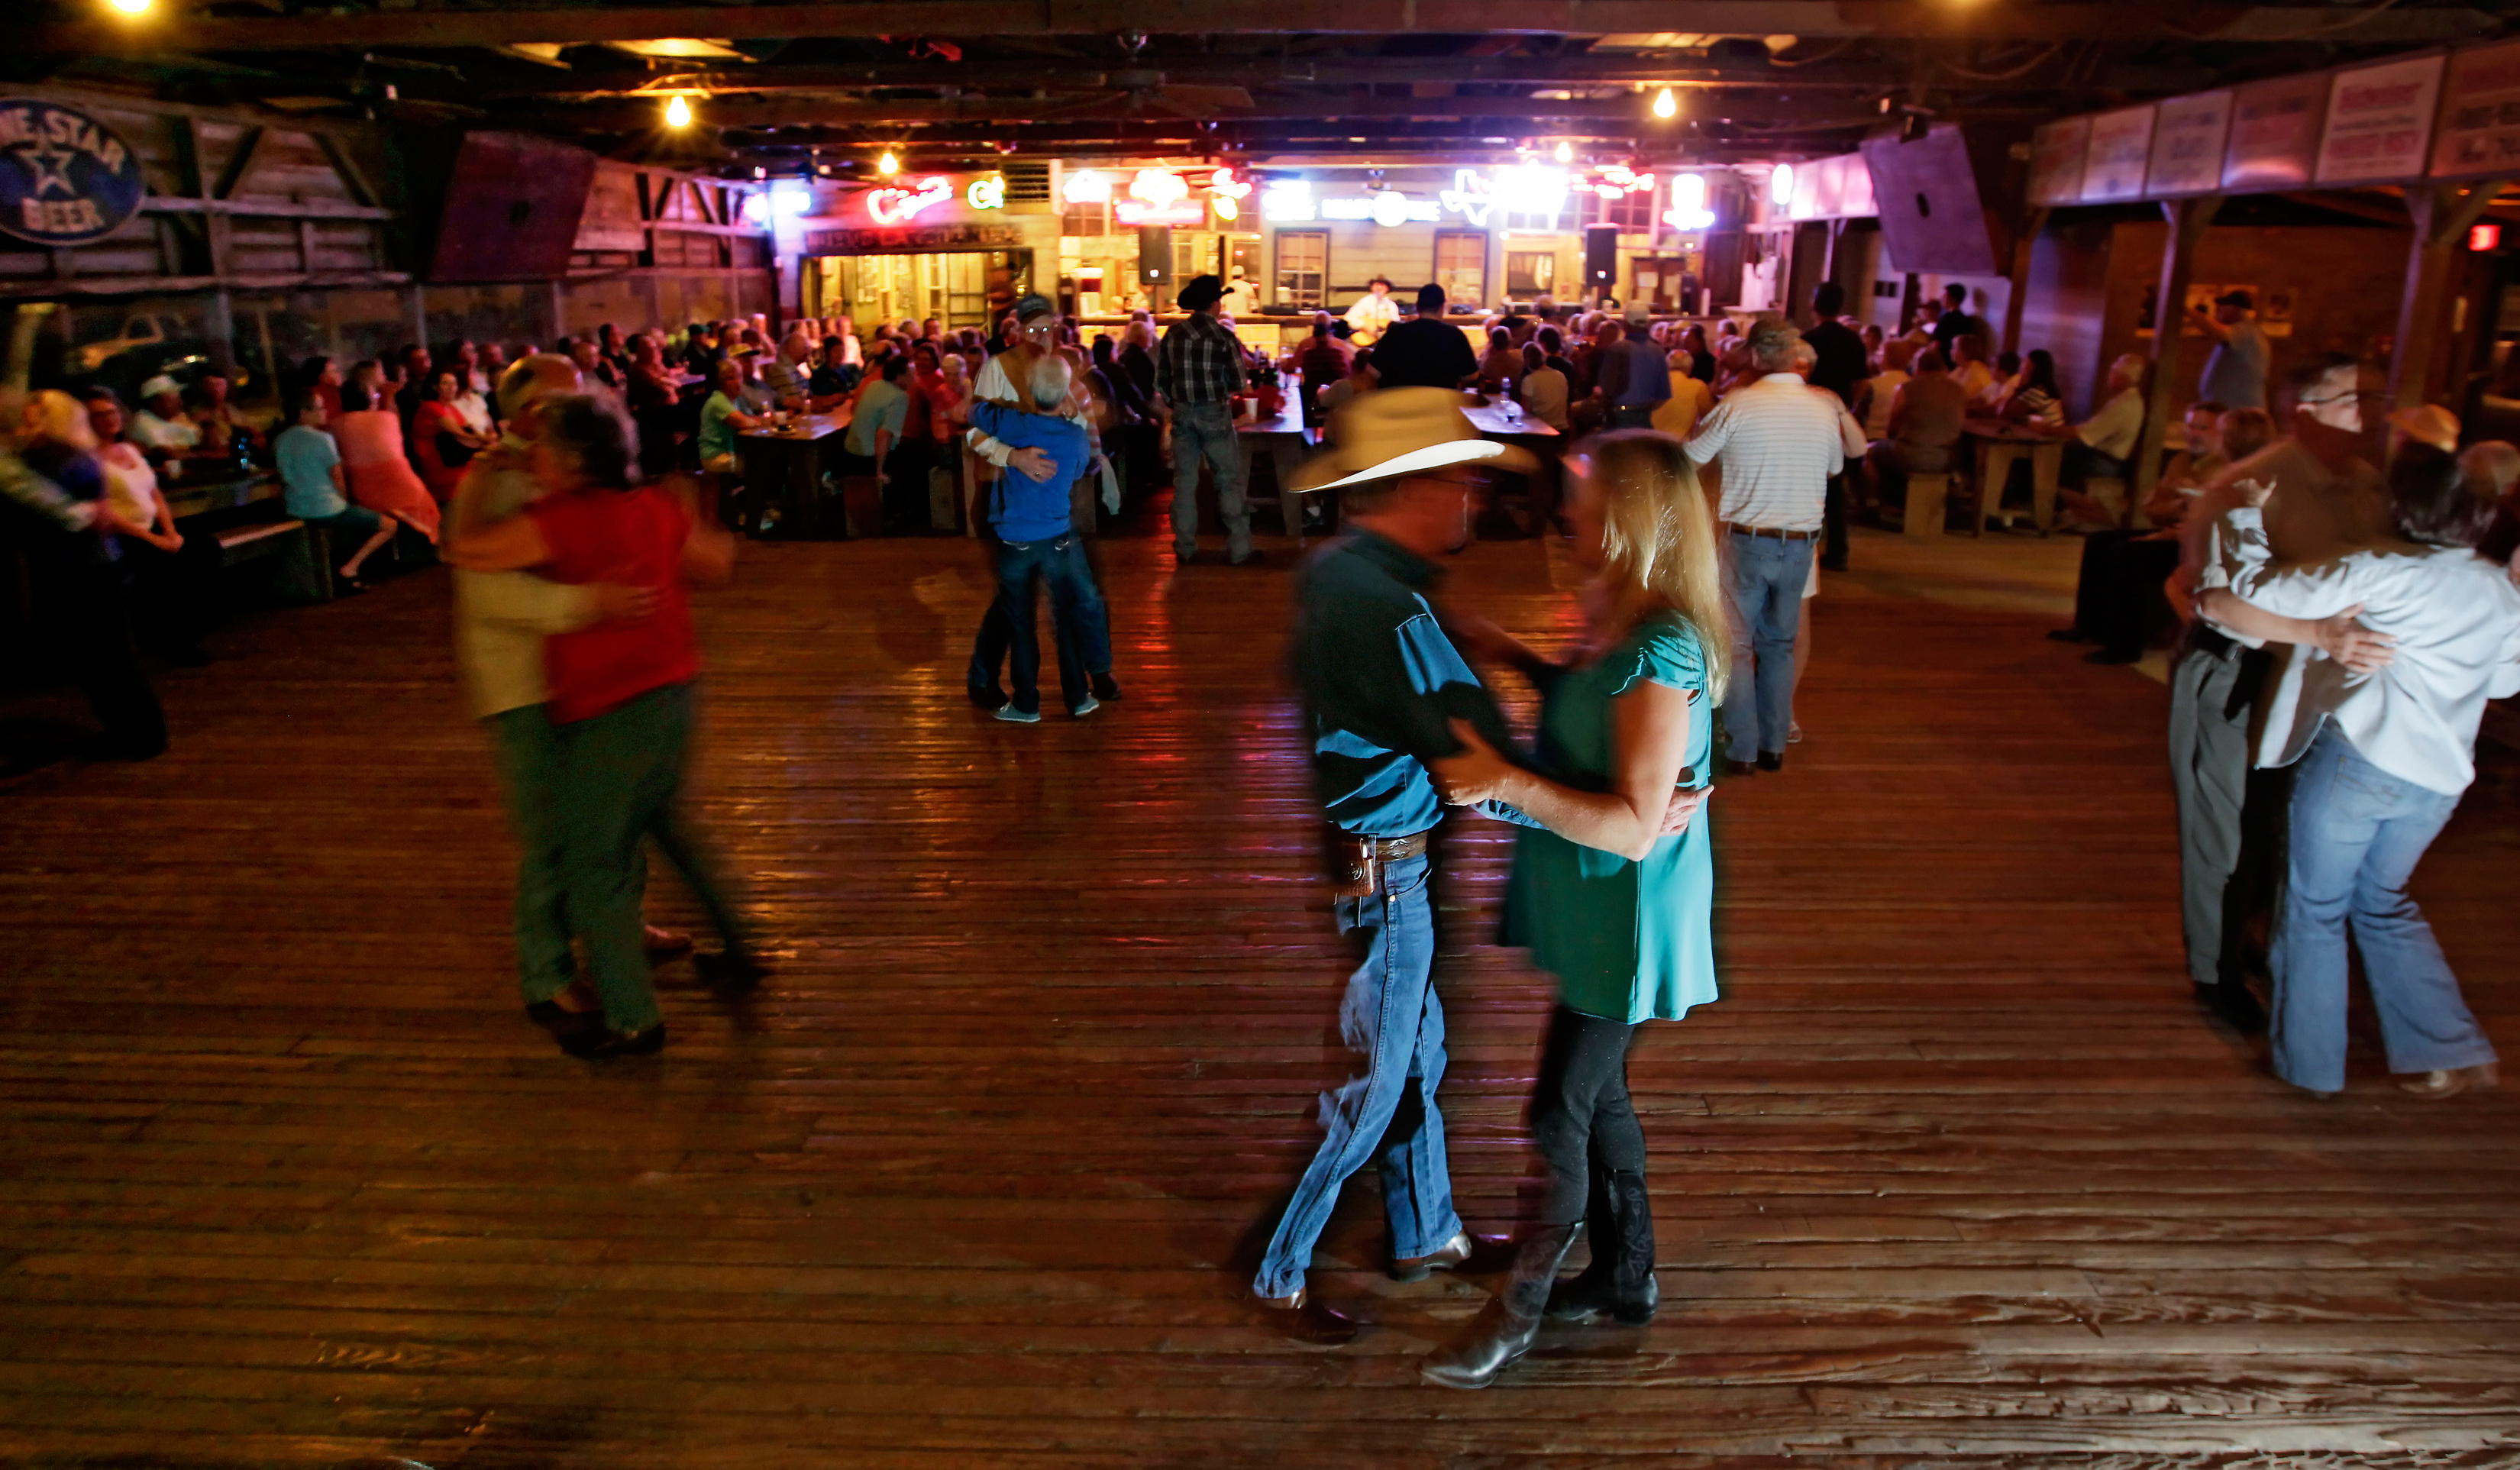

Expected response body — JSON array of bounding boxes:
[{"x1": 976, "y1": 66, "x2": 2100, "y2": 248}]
[{"x1": 2472, "y1": 222, "x2": 2502, "y2": 252}]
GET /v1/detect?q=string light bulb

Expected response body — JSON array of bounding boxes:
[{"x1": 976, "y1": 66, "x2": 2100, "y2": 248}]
[
  {"x1": 1653, "y1": 87, "x2": 1677, "y2": 120},
  {"x1": 663, "y1": 94, "x2": 693, "y2": 128},
  {"x1": 877, "y1": 150, "x2": 900, "y2": 175},
  {"x1": 1553, "y1": 140, "x2": 1573, "y2": 163},
  {"x1": 105, "y1": 0, "x2": 153, "y2": 15}
]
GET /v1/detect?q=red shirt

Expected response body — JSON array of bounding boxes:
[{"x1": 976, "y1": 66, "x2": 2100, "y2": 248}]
[{"x1": 528, "y1": 486, "x2": 698, "y2": 724}]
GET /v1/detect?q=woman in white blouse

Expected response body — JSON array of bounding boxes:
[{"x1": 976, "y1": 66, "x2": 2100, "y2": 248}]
[{"x1": 2201, "y1": 442, "x2": 2520, "y2": 1101}]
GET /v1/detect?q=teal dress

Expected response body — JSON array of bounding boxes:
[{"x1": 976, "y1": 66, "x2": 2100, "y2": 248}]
[{"x1": 1501, "y1": 612, "x2": 1718, "y2": 1024}]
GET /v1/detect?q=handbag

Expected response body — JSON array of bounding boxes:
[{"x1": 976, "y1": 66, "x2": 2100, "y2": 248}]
[{"x1": 435, "y1": 426, "x2": 477, "y2": 469}]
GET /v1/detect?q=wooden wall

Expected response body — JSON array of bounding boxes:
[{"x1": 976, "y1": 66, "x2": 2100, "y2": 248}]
[
  {"x1": 5, "y1": 88, "x2": 777, "y2": 400},
  {"x1": 0, "y1": 86, "x2": 399, "y2": 300}
]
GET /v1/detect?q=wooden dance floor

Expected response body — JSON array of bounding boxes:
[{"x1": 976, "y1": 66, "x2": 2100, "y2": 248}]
[{"x1": 4, "y1": 524, "x2": 2516, "y2": 1467}]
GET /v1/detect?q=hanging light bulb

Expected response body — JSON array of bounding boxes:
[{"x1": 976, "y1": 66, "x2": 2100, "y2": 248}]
[
  {"x1": 1653, "y1": 87, "x2": 1678, "y2": 120},
  {"x1": 105, "y1": 0, "x2": 153, "y2": 14},
  {"x1": 877, "y1": 150, "x2": 900, "y2": 176},
  {"x1": 664, "y1": 94, "x2": 693, "y2": 128},
  {"x1": 1553, "y1": 140, "x2": 1573, "y2": 163}
]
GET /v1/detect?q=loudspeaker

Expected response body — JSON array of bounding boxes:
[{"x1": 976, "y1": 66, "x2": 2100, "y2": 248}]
[
  {"x1": 1584, "y1": 225, "x2": 1619, "y2": 290},
  {"x1": 1139, "y1": 226, "x2": 1171, "y2": 285},
  {"x1": 1859, "y1": 124, "x2": 2009, "y2": 276},
  {"x1": 425, "y1": 131, "x2": 599, "y2": 283}
]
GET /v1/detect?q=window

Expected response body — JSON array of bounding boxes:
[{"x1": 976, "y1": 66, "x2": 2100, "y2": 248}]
[
  {"x1": 1275, "y1": 230, "x2": 1326, "y2": 309},
  {"x1": 1433, "y1": 232, "x2": 1485, "y2": 310},
  {"x1": 1582, "y1": 186, "x2": 1657, "y2": 231},
  {"x1": 1506, "y1": 250, "x2": 1555, "y2": 297},
  {"x1": 1061, "y1": 200, "x2": 1110, "y2": 237}
]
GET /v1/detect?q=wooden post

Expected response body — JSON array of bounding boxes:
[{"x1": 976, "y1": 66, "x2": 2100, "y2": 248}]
[
  {"x1": 2390, "y1": 179, "x2": 2509, "y2": 411},
  {"x1": 2134, "y1": 195, "x2": 2221, "y2": 499},
  {"x1": 2000, "y1": 205, "x2": 2048, "y2": 355}
]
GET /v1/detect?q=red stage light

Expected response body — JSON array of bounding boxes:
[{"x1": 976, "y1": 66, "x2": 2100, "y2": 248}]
[{"x1": 2470, "y1": 222, "x2": 2502, "y2": 253}]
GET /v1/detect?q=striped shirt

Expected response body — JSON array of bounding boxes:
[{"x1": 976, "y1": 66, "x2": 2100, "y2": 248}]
[{"x1": 1682, "y1": 373, "x2": 1846, "y2": 531}]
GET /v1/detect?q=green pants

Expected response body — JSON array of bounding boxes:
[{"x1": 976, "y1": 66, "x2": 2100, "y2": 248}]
[
  {"x1": 554, "y1": 682, "x2": 753, "y2": 1032},
  {"x1": 487, "y1": 704, "x2": 573, "y2": 1005}
]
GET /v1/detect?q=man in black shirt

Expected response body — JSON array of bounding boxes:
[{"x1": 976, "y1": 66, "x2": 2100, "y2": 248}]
[
  {"x1": 1805, "y1": 283, "x2": 1870, "y2": 573},
  {"x1": 1369, "y1": 284, "x2": 1480, "y2": 390},
  {"x1": 1930, "y1": 283, "x2": 1987, "y2": 362},
  {"x1": 1803, "y1": 283, "x2": 1869, "y2": 408}
]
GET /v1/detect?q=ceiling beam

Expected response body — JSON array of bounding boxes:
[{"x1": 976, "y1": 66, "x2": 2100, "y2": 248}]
[
  {"x1": 473, "y1": 59, "x2": 1899, "y2": 99},
  {"x1": 573, "y1": 91, "x2": 1898, "y2": 131},
  {"x1": 44, "y1": 1, "x2": 2498, "y2": 53}
]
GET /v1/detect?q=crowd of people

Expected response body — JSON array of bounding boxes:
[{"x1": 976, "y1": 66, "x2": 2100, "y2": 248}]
[{"x1": 8, "y1": 267, "x2": 2519, "y2": 1395}]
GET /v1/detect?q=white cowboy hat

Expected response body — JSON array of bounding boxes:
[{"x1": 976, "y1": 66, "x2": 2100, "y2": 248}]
[{"x1": 1293, "y1": 386, "x2": 1537, "y2": 495}]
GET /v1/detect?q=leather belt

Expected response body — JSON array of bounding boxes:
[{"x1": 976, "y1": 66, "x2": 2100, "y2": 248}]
[
  {"x1": 1724, "y1": 522, "x2": 1823, "y2": 541},
  {"x1": 2188, "y1": 623, "x2": 2240, "y2": 660},
  {"x1": 1323, "y1": 825, "x2": 1433, "y2": 900}
]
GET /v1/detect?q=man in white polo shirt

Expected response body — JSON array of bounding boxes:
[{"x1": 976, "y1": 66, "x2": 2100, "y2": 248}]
[{"x1": 1682, "y1": 314, "x2": 1843, "y2": 775}]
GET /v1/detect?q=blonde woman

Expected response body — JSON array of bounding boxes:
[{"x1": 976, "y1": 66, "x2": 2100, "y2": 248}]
[{"x1": 1422, "y1": 429, "x2": 1730, "y2": 1389}]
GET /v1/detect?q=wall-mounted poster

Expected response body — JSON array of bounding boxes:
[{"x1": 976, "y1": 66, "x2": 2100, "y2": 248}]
[
  {"x1": 2315, "y1": 52, "x2": 2445, "y2": 184},
  {"x1": 2431, "y1": 37, "x2": 2520, "y2": 180},
  {"x1": 2147, "y1": 92, "x2": 2234, "y2": 196},
  {"x1": 2080, "y1": 107, "x2": 2157, "y2": 202},
  {"x1": 2224, "y1": 73, "x2": 2329, "y2": 192},
  {"x1": 2028, "y1": 117, "x2": 2092, "y2": 206}
]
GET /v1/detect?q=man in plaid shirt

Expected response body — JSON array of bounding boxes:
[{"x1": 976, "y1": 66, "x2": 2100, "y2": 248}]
[{"x1": 1157, "y1": 273, "x2": 1256, "y2": 566}]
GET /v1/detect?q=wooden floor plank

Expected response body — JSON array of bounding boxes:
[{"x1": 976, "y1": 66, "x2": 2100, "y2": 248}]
[{"x1": 2, "y1": 522, "x2": 2515, "y2": 1465}]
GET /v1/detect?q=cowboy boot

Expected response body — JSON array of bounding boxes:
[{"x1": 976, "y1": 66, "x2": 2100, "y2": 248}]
[
  {"x1": 1419, "y1": 1223, "x2": 1579, "y2": 1390},
  {"x1": 1546, "y1": 1169, "x2": 1659, "y2": 1325}
]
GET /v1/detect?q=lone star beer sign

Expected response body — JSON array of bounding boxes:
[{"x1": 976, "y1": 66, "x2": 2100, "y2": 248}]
[{"x1": 0, "y1": 100, "x2": 147, "y2": 247}]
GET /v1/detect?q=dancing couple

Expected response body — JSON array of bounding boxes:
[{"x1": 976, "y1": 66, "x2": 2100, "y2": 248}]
[
  {"x1": 446, "y1": 356, "x2": 766, "y2": 1059},
  {"x1": 1255, "y1": 387, "x2": 1726, "y2": 1389}
]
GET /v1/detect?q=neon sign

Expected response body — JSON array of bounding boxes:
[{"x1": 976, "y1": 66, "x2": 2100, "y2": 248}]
[
  {"x1": 1320, "y1": 189, "x2": 1441, "y2": 225},
  {"x1": 1210, "y1": 165, "x2": 1252, "y2": 222},
  {"x1": 965, "y1": 175, "x2": 1005, "y2": 210},
  {"x1": 1261, "y1": 179, "x2": 1314, "y2": 221},
  {"x1": 1115, "y1": 199, "x2": 1205, "y2": 226},
  {"x1": 1586, "y1": 164, "x2": 1656, "y2": 199},
  {"x1": 1061, "y1": 168, "x2": 1112, "y2": 204},
  {"x1": 1130, "y1": 167, "x2": 1188, "y2": 206},
  {"x1": 1662, "y1": 173, "x2": 1714, "y2": 232},
  {"x1": 867, "y1": 176, "x2": 954, "y2": 225},
  {"x1": 1439, "y1": 169, "x2": 1494, "y2": 227}
]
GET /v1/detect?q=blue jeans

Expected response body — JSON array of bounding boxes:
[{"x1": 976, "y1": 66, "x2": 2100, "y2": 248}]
[
  {"x1": 2269, "y1": 728, "x2": 2495, "y2": 1093},
  {"x1": 994, "y1": 534, "x2": 1112, "y2": 715},
  {"x1": 1720, "y1": 531, "x2": 1814, "y2": 762},
  {"x1": 1168, "y1": 400, "x2": 1252, "y2": 561},
  {"x1": 1253, "y1": 853, "x2": 1462, "y2": 1297}
]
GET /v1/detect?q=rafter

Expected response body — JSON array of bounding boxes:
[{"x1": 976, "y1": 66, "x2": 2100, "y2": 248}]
[
  {"x1": 580, "y1": 90, "x2": 1897, "y2": 131},
  {"x1": 40, "y1": 1, "x2": 2496, "y2": 55}
]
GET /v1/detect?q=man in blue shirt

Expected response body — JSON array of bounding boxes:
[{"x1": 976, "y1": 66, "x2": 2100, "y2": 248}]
[{"x1": 964, "y1": 356, "x2": 1117, "y2": 722}]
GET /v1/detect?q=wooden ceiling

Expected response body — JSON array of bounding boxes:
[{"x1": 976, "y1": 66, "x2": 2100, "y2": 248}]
[{"x1": 19, "y1": 0, "x2": 2509, "y2": 176}]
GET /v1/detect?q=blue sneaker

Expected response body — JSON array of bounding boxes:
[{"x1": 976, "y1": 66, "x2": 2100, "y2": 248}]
[
  {"x1": 993, "y1": 705, "x2": 1042, "y2": 725},
  {"x1": 1071, "y1": 696, "x2": 1101, "y2": 719}
]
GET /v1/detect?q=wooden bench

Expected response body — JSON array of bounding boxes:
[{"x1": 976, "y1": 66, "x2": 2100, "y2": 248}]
[{"x1": 212, "y1": 517, "x2": 331, "y2": 603}]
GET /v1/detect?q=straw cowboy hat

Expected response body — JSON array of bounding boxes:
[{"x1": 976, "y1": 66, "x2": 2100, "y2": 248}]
[
  {"x1": 1293, "y1": 387, "x2": 1538, "y2": 495},
  {"x1": 2386, "y1": 403, "x2": 2460, "y2": 454}
]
